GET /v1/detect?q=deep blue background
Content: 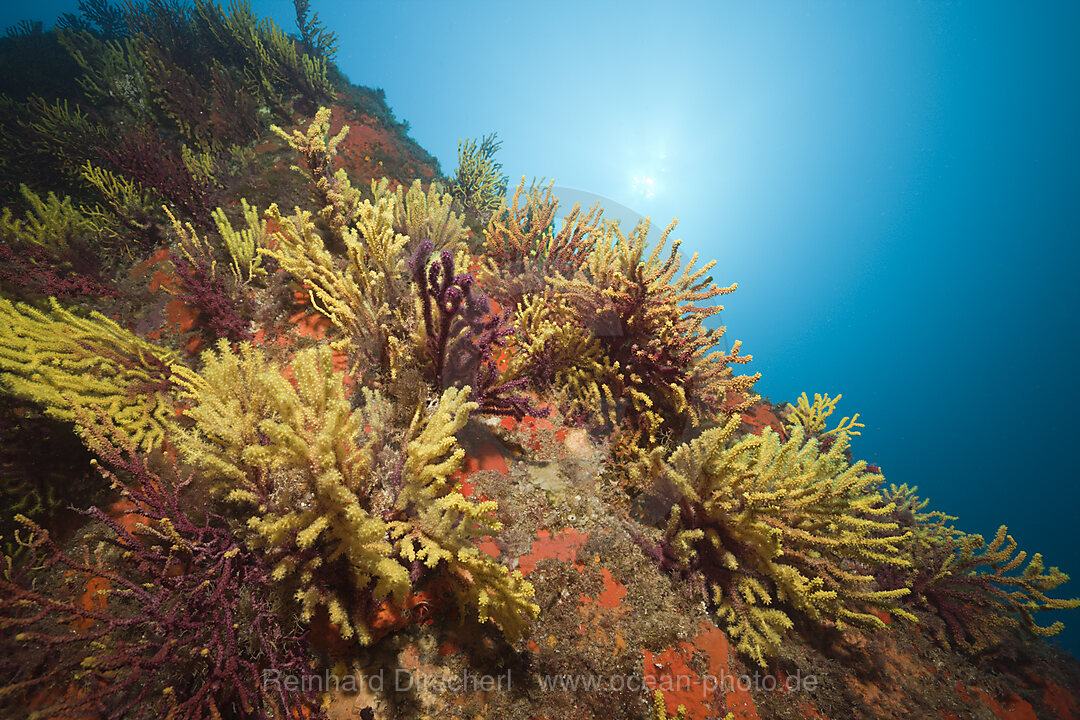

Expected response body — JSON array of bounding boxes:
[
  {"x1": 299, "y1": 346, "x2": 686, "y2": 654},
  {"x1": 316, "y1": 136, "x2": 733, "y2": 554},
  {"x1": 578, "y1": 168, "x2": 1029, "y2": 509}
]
[{"x1": 6, "y1": 1, "x2": 1079, "y2": 656}]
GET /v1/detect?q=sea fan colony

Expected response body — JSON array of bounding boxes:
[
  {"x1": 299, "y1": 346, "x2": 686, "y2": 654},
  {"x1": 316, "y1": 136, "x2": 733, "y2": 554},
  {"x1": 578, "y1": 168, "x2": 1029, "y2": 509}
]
[
  {"x1": 0, "y1": 2, "x2": 1076, "y2": 717},
  {"x1": 1, "y1": 417, "x2": 320, "y2": 720},
  {"x1": 643, "y1": 416, "x2": 914, "y2": 668},
  {"x1": 873, "y1": 484, "x2": 1080, "y2": 654}
]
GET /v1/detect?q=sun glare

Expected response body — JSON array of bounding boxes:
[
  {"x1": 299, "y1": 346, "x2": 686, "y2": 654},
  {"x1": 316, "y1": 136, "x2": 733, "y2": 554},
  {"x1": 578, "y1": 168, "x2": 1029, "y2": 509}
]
[{"x1": 632, "y1": 174, "x2": 657, "y2": 199}]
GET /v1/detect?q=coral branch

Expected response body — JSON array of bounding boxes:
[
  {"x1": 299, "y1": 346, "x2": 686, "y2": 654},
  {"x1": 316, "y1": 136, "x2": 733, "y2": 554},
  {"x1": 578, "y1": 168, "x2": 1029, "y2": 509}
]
[
  {"x1": 876, "y1": 484, "x2": 1080, "y2": 654},
  {"x1": 410, "y1": 239, "x2": 547, "y2": 419},
  {"x1": 649, "y1": 417, "x2": 912, "y2": 667},
  {"x1": 0, "y1": 296, "x2": 179, "y2": 451},
  {"x1": 0, "y1": 415, "x2": 322, "y2": 720}
]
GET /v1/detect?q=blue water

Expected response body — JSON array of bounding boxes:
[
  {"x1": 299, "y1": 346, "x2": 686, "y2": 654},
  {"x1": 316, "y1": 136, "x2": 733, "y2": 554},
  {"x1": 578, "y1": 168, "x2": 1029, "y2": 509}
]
[{"x1": 6, "y1": 0, "x2": 1079, "y2": 657}]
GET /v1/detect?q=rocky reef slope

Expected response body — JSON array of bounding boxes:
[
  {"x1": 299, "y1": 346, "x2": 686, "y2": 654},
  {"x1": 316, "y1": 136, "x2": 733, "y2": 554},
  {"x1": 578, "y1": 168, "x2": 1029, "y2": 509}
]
[{"x1": 0, "y1": 4, "x2": 1077, "y2": 719}]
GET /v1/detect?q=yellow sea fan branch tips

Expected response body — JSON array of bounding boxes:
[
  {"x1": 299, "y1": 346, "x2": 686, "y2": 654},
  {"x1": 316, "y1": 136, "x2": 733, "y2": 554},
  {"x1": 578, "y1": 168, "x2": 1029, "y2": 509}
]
[
  {"x1": 175, "y1": 342, "x2": 407, "y2": 642},
  {"x1": 0, "y1": 296, "x2": 178, "y2": 451},
  {"x1": 395, "y1": 386, "x2": 539, "y2": 641},
  {"x1": 658, "y1": 415, "x2": 909, "y2": 666},
  {"x1": 176, "y1": 344, "x2": 536, "y2": 644},
  {"x1": 262, "y1": 198, "x2": 411, "y2": 372},
  {"x1": 879, "y1": 483, "x2": 1080, "y2": 653},
  {"x1": 786, "y1": 391, "x2": 864, "y2": 437},
  {"x1": 0, "y1": 183, "x2": 96, "y2": 256},
  {"x1": 549, "y1": 213, "x2": 758, "y2": 443},
  {"x1": 211, "y1": 198, "x2": 268, "y2": 283}
]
